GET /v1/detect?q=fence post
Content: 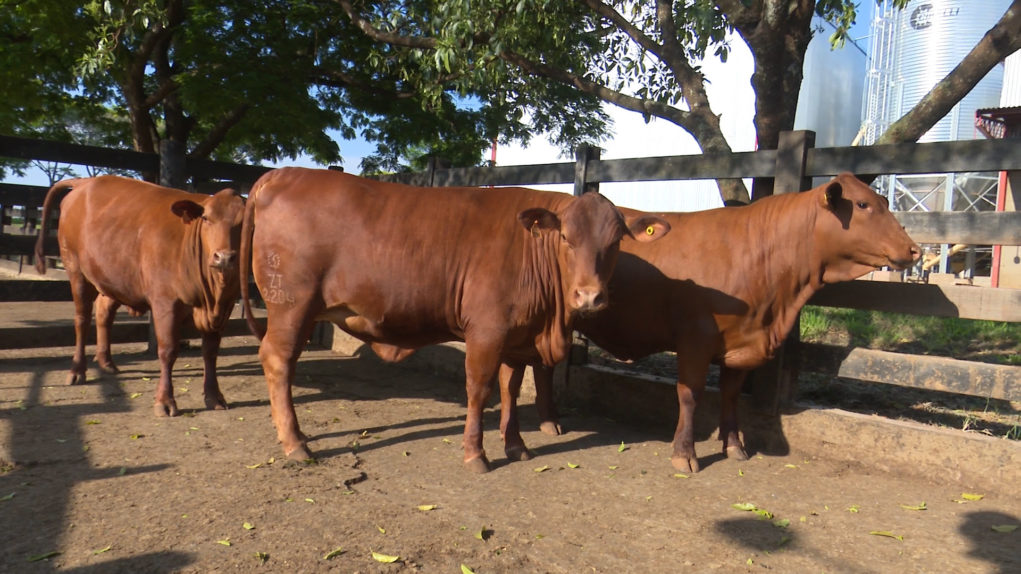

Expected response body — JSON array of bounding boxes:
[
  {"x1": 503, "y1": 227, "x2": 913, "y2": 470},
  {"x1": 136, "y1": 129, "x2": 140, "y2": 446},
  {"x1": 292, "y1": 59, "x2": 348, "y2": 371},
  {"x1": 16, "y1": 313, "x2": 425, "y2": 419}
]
[
  {"x1": 574, "y1": 144, "x2": 601, "y2": 196},
  {"x1": 749, "y1": 130, "x2": 816, "y2": 415}
]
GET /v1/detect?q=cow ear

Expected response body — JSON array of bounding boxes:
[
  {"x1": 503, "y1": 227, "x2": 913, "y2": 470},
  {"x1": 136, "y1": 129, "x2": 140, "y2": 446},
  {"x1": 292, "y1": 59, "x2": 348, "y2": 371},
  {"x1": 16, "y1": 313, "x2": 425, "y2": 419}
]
[
  {"x1": 626, "y1": 215, "x2": 671, "y2": 242},
  {"x1": 822, "y1": 181, "x2": 843, "y2": 210},
  {"x1": 518, "y1": 208, "x2": 561, "y2": 237},
  {"x1": 171, "y1": 200, "x2": 204, "y2": 224}
]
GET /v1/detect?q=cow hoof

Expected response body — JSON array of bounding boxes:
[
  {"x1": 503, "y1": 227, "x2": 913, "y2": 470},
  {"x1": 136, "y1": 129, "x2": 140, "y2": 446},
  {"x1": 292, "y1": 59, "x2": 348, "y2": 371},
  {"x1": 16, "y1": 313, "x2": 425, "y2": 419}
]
[
  {"x1": 153, "y1": 401, "x2": 179, "y2": 417},
  {"x1": 505, "y1": 446, "x2": 533, "y2": 462},
  {"x1": 285, "y1": 445, "x2": 315, "y2": 462},
  {"x1": 726, "y1": 445, "x2": 749, "y2": 461},
  {"x1": 539, "y1": 421, "x2": 564, "y2": 436},
  {"x1": 671, "y1": 455, "x2": 700, "y2": 474},
  {"x1": 464, "y1": 456, "x2": 491, "y2": 474},
  {"x1": 204, "y1": 394, "x2": 229, "y2": 411},
  {"x1": 97, "y1": 363, "x2": 120, "y2": 374},
  {"x1": 66, "y1": 372, "x2": 87, "y2": 385}
]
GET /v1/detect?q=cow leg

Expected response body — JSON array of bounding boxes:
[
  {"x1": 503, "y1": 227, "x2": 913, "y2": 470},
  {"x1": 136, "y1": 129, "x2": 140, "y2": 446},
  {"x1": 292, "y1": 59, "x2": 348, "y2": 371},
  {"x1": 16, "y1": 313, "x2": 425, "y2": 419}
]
[
  {"x1": 66, "y1": 270, "x2": 98, "y2": 385},
  {"x1": 93, "y1": 294, "x2": 120, "y2": 374},
  {"x1": 462, "y1": 338, "x2": 501, "y2": 473},
  {"x1": 498, "y1": 363, "x2": 532, "y2": 462},
  {"x1": 150, "y1": 304, "x2": 182, "y2": 417},
  {"x1": 532, "y1": 363, "x2": 563, "y2": 436},
  {"x1": 671, "y1": 360, "x2": 709, "y2": 473},
  {"x1": 261, "y1": 314, "x2": 316, "y2": 461},
  {"x1": 718, "y1": 366, "x2": 749, "y2": 461},
  {"x1": 200, "y1": 330, "x2": 228, "y2": 411}
]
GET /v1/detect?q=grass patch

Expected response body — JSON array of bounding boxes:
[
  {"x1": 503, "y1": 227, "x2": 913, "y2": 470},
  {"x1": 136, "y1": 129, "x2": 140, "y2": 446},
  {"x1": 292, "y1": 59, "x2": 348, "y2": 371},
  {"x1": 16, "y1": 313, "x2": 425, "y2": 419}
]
[{"x1": 799, "y1": 306, "x2": 1020, "y2": 365}]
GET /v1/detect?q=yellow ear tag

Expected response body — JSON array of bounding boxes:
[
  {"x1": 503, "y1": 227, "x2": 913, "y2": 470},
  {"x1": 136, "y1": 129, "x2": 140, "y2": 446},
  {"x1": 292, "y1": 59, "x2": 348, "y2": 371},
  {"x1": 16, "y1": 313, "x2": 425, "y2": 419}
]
[{"x1": 645, "y1": 225, "x2": 655, "y2": 236}]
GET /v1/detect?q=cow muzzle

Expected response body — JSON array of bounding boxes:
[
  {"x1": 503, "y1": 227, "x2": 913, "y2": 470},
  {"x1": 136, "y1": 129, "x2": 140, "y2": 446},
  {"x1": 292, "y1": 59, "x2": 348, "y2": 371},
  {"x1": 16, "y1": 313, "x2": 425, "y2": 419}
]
[
  {"x1": 572, "y1": 286, "x2": 608, "y2": 314},
  {"x1": 210, "y1": 250, "x2": 238, "y2": 271}
]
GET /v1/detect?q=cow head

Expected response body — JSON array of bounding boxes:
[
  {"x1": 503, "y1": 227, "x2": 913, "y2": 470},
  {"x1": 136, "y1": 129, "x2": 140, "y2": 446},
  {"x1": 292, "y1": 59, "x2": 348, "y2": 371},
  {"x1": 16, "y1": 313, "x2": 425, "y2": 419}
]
[
  {"x1": 171, "y1": 188, "x2": 246, "y2": 329},
  {"x1": 171, "y1": 188, "x2": 246, "y2": 273},
  {"x1": 519, "y1": 191, "x2": 670, "y2": 315},
  {"x1": 814, "y1": 173, "x2": 920, "y2": 283}
]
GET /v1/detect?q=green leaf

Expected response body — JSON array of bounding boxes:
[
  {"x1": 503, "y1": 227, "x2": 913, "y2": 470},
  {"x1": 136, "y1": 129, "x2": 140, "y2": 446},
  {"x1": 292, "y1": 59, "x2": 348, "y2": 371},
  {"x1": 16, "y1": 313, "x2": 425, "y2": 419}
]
[
  {"x1": 92, "y1": 545, "x2": 111, "y2": 555},
  {"x1": 461, "y1": 565, "x2": 476, "y2": 574},
  {"x1": 474, "y1": 527, "x2": 492, "y2": 541},
  {"x1": 533, "y1": 465, "x2": 550, "y2": 473},
  {"x1": 1, "y1": 492, "x2": 14, "y2": 501},
  {"x1": 961, "y1": 493, "x2": 985, "y2": 501},
  {"x1": 847, "y1": 504, "x2": 861, "y2": 513},
  {"x1": 869, "y1": 531, "x2": 904, "y2": 541},
  {"x1": 732, "y1": 502, "x2": 757, "y2": 511},
  {"x1": 371, "y1": 551, "x2": 400, "y2": 563},
  {"x1": 85, "y1": 419, "x2": 101, "y2": 425},
  {"x1": 567, "y1": 462, "x2": 579, "y2": 469},
  {"x1": 753, "y1": 509, "x2": 774, "y2": 520},
  {"x1": 217, "y1": 539, "x2": 231, "y2": 546},
  {"x1": 900, "y1": 502, "x2": 927, "y2": 511},
  {"x1": 673, "y1": 473, "x2": 689, "y2": 479},
  {"x1": 618, "y1": 441, "x2": 628, "y2": 452},
  {"x1": 304, "y1": 498, "x2": 315, "y2": 503},
  {"x1": 784, "y1": 464, "x2": 798, "y2": 468},
  {"x1": 417, "y1": 504, "x2": 437, "y2": 511},
  {"x1": 129, "y1": 392, "x2": 142, "y2": 399},
  {"x1": 323, "y1": 547, "x2": 345, "y2": 560},
  {"x1": 243, "y1": 522, "x2": 255, "y2": 530},
  {"x1": 27, "y1": 551, "x2": 61, "y2": 562},
  {"x1": 773, "y1": 518, "x2": 790, "y2": 528},
  {"x1": 991, "y1": 524, "x2": 1018, "y2": 533},
  {"x1": 129, "y1": 434, "x2": 143, "y2": 440},
  {"x1": 376, "y1": 525, "x2": 386, "y2": 534},
  {"x1": 608, "y1": 465, "x2": 619, "y2": 470},
  {"x1": 255, "y1": 552, "x2": 269, "y2": 562}
]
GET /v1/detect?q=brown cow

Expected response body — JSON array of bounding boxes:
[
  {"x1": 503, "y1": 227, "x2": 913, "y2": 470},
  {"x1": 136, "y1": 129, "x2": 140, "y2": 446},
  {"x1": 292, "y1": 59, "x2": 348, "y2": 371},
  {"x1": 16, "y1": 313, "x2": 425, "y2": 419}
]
[
  {"x1": 34, "y1": 175, "x2": 246, "y2": 417},
  {"x1": 523, "y1": 173, "x2": 921, "y2": 472},
  {"x1": 239, "y1": 167, "x2": 670, "y2": 472}
]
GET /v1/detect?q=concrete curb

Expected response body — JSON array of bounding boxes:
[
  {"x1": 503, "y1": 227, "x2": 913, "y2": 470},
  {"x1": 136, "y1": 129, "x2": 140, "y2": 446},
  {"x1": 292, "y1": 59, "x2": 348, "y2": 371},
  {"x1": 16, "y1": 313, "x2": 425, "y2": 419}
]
[{"x1": 322, "y1": 326, "x2": 1019, "y2": 493}]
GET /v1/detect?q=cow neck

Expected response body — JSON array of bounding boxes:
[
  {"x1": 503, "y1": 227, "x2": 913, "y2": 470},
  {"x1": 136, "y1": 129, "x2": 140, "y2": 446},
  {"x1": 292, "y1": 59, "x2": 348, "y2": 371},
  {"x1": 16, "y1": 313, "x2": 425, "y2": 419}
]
[
  {"x1": 520, "y1": 230, "x2": 570, "y2": 366},
  {"x1": 183, "y1": 218, "x2": 229, "y2": 332},
  {"x1": 743, "y1": 192, "x2": 825, "y2": 356}
]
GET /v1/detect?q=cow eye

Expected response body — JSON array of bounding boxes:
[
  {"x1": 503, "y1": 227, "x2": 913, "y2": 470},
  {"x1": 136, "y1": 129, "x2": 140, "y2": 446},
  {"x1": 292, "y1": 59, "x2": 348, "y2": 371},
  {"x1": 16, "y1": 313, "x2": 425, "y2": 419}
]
[{"x1": 856, "y1": 201, "x2": 869, "y2": 210}]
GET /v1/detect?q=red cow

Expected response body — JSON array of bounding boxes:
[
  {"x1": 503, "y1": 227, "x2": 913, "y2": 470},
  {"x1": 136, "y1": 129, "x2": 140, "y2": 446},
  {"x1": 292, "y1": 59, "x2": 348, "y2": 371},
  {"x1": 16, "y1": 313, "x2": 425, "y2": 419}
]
[
  {"x1": 34, "y1": 176, "x2": 246, "y2": 417},
  {"x1": 524, "y1": 173, "x2": 921, "y2": 472},
  {"x1": 239, "y1": 167, "x2": 670, "y2": 472}
]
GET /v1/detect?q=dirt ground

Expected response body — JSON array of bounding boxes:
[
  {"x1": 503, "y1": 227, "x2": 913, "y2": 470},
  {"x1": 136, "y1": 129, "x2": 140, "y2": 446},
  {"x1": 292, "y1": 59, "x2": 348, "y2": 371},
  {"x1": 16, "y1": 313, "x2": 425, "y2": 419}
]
[{"x1": 1, "y1": 304, "x2": 1019, "y2": 573}]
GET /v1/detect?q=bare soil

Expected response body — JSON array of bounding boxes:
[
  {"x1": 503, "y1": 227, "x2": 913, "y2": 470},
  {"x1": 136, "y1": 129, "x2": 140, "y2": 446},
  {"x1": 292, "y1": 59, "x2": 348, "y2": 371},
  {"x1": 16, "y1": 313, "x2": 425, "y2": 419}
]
[{"x1": 1, "y1": 305, "x2": 1020, "y2": 573}]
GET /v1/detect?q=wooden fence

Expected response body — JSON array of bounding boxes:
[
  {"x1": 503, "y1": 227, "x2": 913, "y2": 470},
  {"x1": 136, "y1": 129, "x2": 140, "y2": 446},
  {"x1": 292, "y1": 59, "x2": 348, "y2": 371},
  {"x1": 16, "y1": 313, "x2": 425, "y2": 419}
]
[{"x1": 1, "y1": 132, "x2": 1019, "y2": 411}]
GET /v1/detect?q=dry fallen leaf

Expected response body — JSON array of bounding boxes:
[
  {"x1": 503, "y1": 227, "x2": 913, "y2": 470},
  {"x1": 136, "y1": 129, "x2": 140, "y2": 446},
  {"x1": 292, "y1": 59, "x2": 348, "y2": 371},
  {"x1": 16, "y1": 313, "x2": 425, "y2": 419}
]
[{"x1": 371, "y1": 551, "x2": 400, "y2": 563}]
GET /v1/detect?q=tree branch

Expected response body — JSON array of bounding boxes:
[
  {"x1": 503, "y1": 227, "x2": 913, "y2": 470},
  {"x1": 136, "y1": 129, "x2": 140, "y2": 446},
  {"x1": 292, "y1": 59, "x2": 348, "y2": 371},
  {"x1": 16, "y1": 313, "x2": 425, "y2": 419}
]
[
  {"x1": 335, "y1": 0, "x2": 437, "y2": 49},
  {"x1": 190, "y1": 104, "x2": 250, "y2": 160}
]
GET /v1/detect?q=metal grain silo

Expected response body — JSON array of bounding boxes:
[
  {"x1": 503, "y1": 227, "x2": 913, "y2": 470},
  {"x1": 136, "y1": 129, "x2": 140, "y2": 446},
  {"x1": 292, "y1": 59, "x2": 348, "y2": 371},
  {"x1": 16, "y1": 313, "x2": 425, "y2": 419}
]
[
  {"x1": 863, "y1": 0, "x2": 1008, "y2": 144},
  {"x1": 862, "y1": 0, "x2": 1010, "y2": 277}
]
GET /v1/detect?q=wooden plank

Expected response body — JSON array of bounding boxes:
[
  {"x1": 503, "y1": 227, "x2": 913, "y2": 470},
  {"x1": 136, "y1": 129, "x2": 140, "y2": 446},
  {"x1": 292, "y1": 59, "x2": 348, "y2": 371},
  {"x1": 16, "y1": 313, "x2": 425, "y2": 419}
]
[
  {"x1": 799, "y1": 343, "x2": 1019, "y2": 402},
  {"x1": 378, "y1": 162, "x2": 575, "y2": 187},
  {"x1": 0, "y1": 183, "x2": 49, "y2": 206},
  {"x1": 0, "y1": 317, "x2": 254, "y2": 350},
  {"x1": 187, "y1": 158, "x2": 272, "y2": 184},
  {"x1": 807, "y1": 138, "x2": 1021, "y2": 178},
  {"x1": 590, "y1": 149, "x2": 776, "y2": 182},
  {"x1": 0, "y1": 135, "x2": 157, "y2": 172},
  {"x1": 896, "y1": 211, "x2": 1021, "y2": 245},
  {"x1": 809, "y1": 281, "x2": 1021, "y2": 322},
  {"x1": 0, "y1": 235, "x2": 56, "y2": 258},
  {"x1": 0, "y1": 279, "x2": 70, "y2": 301}
]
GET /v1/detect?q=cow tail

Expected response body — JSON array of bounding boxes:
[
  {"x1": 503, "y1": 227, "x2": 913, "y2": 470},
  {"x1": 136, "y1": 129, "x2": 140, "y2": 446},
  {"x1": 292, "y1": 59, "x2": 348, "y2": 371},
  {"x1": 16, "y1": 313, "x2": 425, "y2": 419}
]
[
  {"x1": 34, "y1": 179, "x2": 75, "y2": 275},
  {"x1": 240, "y1": 178, "x2": 265, "y2": 340}
]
